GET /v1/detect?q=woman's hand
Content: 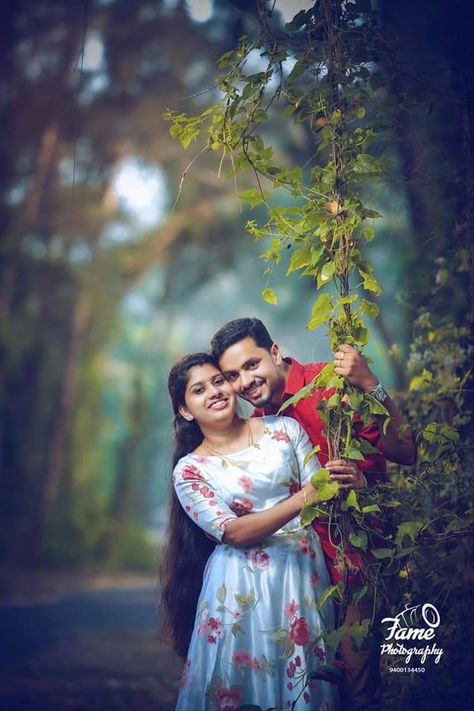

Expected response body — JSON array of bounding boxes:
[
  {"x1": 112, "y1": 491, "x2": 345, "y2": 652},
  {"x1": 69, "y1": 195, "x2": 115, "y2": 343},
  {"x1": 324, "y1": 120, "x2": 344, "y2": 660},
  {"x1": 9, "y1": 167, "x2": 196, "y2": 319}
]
[
  {"x1": 325, "y1": 459, "x2": 367, "y2": 489},
  {"x1": 301, "y1": 481, "x2": 317, "y2": 505}
]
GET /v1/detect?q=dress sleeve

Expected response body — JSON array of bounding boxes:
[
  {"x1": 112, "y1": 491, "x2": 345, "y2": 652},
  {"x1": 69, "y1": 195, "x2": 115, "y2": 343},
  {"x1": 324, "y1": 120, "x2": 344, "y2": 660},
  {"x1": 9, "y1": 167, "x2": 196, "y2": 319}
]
[
  {"x1": 173, "y1": 458, "x2": 238, "y2": 543},
  {"x1": 280, "y1": 416, "x2": 320, "y2": 486}
]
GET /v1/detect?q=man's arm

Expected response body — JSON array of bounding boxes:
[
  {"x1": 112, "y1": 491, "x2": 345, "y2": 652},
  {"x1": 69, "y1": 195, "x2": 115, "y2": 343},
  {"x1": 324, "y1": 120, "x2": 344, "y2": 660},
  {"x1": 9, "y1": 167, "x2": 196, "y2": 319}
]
[{"x1": 334, "y1": 344, "x2": 417, "y2": 466}]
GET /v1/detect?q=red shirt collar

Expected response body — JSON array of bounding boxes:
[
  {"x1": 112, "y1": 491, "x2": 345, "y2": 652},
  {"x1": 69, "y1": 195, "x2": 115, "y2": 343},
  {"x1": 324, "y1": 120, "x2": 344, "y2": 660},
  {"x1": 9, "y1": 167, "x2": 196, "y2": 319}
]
[{"x1": 282, "y1": 357, "x2": 306, "y2": 397}]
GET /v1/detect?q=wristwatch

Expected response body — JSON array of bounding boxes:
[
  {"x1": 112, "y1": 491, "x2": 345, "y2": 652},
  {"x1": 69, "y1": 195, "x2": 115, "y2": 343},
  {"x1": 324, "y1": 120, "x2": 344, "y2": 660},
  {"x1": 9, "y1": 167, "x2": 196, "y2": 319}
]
[{"x1": 370, "y1": 381, "x2": 388, "y2": 403}]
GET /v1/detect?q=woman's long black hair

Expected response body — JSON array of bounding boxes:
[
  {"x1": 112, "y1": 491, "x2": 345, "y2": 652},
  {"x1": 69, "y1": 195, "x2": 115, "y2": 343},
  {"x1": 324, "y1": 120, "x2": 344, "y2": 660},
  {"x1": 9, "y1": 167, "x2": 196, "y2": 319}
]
[{"x1": 160, "y1": 352, "x2": 218, "y2": 658}]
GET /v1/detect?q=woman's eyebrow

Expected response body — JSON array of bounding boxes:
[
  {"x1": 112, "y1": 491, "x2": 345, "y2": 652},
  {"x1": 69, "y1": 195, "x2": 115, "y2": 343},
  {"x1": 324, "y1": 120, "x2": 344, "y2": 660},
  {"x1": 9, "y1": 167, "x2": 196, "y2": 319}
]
[{"x1": 187, "y1": 379, "x2": 204, "y2": 390}]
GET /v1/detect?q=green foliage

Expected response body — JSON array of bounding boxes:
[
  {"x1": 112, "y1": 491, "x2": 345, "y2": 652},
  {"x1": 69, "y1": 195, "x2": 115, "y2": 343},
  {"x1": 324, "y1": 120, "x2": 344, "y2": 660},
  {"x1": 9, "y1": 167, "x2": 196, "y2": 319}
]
[{"x1": 165, "y1": 2, "x2": 473, "y2": 706}]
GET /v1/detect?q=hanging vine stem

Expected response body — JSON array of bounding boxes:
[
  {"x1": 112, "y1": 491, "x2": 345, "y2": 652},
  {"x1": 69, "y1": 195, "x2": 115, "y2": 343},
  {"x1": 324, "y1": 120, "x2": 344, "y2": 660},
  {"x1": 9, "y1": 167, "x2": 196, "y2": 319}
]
[{"x1": 164, "y1": 0, "x2": 455, "y2": 648}]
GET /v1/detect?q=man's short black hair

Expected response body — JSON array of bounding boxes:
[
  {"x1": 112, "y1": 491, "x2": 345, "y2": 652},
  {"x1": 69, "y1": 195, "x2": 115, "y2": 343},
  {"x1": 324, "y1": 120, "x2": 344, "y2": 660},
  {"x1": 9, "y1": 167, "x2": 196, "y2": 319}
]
[{"x1": 211, "y1": 318, "x2": 274, "y2": 359}]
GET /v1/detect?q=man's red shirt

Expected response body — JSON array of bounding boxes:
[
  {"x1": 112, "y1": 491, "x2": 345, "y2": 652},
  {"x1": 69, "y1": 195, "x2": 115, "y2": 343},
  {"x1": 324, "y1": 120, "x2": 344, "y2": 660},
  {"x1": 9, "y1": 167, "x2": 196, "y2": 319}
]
[{"x1": 254, "y1": 357, "x2": 388, "y2": 585}]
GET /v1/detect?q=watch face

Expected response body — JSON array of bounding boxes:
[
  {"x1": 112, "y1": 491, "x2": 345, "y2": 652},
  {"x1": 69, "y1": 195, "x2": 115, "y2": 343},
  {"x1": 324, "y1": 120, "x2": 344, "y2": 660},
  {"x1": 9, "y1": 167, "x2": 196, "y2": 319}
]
[{"x1": 372, "y1": 383, "x2": 388, "y2": 402}]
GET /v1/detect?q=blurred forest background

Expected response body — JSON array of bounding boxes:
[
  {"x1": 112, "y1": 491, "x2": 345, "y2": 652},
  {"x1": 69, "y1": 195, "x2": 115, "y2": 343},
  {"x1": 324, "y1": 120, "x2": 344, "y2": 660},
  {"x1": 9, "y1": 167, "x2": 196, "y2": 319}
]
[
  {"x1": 0, "y1": 0, "x2": 472, "y2": 631},
  {"x1": 0, "y1": 0, "x2": 473, "y2": 577},
  {"x1": 1, "y1": 0, "x2": 473, "y2": 708}
]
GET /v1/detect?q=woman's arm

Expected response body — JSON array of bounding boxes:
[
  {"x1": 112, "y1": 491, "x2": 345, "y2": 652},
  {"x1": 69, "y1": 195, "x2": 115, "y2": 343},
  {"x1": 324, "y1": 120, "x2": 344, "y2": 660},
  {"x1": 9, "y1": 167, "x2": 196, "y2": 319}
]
[{"x1": 223, "y1": 481, "x2": 315, "y2": 546}]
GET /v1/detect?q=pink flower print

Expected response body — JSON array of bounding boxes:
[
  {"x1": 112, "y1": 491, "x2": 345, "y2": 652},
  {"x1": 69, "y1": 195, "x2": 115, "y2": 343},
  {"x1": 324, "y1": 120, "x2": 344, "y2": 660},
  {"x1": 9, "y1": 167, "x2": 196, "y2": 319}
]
[
  {"x1": 289, "y1": 616, "x2": 310, "y2": 646},
  {"x1": 185, "y1": 505, "x2": 191, "y2": 512},
  {"x1": 284, "y1": 599, "x2": 299, "y2": 619},
  {"x1": 238, "y1": 474, "x2": 253, "y2": 492},
  {"x1": 181, "y1": 463, "x2": 204, "y2": 481},
  {"x1": 193, "y1": 512, "x2": 199, "y2": 520},
  {"x1": 287, "y1": 661, "x2": 296, "y2": 678},
  {"x1": 209, "y1": 500, "x2": 217, "y2": 506},
  {"x1": 246, "y1": 547, "x2": 270, "y2": 570},
  {"x1": 310, "y1": 572, "x2": 320, "y2": 587},
  {"x1": 232, "y1": 649, "x2": 254, "y2": 667},
  {"x1": 191, "y1": 482, "x2": 200, "y2": 491},
  {"x1": 198, "y1": 615, "x2": 223, "y2": 644},
  {"x1": 313, "y1": 646, "x2": 326, "y2": 661},
  {"x1": 295, "y1": 654, "x2": 302, "y2": 667},
  {"x1": 271, "y1": 429, "x2": 290, "y2": 443},
  {"x1": 299, "y1": 535, "x2": 310, "y2": 555},
  {"x1": 230, "y1": 497, "x2": 253, "y2": 516},
  {"x1": 287, "y1": 681, "x2": 293, "y2": 690},
  {"x1": 199, "y1": 485, "x2": 214, "y2": 498},
  {"x1": 304, "y1": 691, "x2": 310, "y2": 704},
  {"x1": 215, "y1": 684, "x2": 244, "y2": 711}
]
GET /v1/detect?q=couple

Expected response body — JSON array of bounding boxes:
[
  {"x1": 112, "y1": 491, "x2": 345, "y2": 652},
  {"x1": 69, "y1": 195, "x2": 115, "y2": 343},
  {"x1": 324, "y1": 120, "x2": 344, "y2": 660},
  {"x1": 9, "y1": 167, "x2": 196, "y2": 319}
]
[{"x1": 161, "y1": 318, "x2": 416, "y2": 711}]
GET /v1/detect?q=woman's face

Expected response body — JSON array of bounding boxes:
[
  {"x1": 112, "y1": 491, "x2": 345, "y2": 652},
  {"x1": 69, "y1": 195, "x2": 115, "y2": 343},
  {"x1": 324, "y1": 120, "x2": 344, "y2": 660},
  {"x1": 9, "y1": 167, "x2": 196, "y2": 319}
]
[{"x1": 179, "y1": 363, "x2": 236, "y2": 428}]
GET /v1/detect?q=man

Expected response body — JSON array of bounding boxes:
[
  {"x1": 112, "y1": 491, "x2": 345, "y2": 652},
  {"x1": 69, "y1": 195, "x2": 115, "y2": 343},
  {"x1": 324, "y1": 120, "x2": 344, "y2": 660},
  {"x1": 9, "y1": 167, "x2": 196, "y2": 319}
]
[{"x1": 211, "y1": 317, "x2": 416, "y2": 711}]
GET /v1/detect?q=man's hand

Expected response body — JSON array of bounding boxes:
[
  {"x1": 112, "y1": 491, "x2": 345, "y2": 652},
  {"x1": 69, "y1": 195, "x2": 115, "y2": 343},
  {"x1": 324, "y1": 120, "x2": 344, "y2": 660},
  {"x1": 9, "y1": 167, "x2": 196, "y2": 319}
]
[
  {"x1": 333, "y1": 344, "x2": 417, "y2": 466},
  {"x1": 325, "y1": 460, "x2": 367, "y2": 489},
  {"x1": 334, "y1": 344, "x2": 378, "y2": 393}
]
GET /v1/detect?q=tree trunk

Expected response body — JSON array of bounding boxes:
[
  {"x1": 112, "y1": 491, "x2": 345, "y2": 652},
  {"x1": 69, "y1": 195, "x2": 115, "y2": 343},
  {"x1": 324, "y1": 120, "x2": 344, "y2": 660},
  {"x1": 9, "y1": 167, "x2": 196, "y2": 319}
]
[{"x1": 41, "y1": 288, "x2": 92, "y2": 514}]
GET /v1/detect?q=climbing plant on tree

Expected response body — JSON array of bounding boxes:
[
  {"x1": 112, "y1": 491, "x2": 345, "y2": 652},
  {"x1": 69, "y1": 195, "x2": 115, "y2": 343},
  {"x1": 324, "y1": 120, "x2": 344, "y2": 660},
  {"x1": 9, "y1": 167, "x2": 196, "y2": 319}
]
[
  {"x1": 166, "y1": 0, "x2": 394, "y2": 610},
  {"x1": 165, "y1": 0, "x2": 473, "y2": 701}
]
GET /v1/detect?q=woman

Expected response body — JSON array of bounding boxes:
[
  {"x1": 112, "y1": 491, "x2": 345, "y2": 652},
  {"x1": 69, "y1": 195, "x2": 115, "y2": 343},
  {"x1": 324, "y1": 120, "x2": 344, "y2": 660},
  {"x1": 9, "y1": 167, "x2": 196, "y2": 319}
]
[{"x1": 161, "y1": 353, "x2": 338, "y2": 711}]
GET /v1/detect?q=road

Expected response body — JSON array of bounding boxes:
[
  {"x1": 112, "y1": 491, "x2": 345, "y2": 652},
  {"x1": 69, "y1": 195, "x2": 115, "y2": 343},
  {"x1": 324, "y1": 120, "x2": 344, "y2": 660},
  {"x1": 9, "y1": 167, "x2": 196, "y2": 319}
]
[{"x1": 0, "y1": 579, "x2": 181, "y2": 710}]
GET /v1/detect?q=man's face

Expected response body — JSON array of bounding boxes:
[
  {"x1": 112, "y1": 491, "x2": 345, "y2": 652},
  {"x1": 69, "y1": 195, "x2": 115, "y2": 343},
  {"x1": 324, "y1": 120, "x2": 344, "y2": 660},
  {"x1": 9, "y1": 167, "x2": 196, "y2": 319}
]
[{"x1": 218, "y1": 336, "x2": 286, "y2": 408}]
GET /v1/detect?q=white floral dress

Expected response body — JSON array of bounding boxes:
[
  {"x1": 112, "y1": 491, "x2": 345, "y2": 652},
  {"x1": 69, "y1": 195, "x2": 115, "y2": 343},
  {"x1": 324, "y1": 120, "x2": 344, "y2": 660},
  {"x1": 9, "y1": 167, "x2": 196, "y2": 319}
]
[{"x1": 173, "y1": 415, "x2": 338, "y2": 711}]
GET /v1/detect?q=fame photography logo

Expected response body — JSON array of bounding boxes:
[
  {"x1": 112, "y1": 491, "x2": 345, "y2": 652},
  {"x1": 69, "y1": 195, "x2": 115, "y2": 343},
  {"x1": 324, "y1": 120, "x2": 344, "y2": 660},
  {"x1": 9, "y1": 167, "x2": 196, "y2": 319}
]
[{"x1": 381, "y1": 603, "x2": 444, "y2": 674}]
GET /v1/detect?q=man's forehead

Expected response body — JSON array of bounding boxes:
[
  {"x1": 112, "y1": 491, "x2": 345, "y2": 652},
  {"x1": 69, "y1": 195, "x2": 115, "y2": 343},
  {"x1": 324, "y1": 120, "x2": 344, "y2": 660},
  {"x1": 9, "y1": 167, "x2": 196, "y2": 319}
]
[{"x1": 219, "y1": 337, "x2": 265, "y2": 368}]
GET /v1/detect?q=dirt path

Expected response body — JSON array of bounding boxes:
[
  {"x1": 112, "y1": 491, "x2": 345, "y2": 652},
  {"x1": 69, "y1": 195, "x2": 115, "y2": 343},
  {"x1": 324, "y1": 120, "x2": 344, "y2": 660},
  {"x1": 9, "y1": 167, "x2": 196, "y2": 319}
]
[{"x1": 0, "y1": 575, "x2": 181, "y2": 710}]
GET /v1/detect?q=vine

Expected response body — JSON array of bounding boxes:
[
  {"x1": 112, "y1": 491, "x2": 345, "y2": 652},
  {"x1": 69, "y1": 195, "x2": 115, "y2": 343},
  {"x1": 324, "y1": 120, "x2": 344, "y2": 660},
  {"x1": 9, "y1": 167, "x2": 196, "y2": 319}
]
[{"x1": 165, "y1": 0, "x2": 473, "y2": 702}]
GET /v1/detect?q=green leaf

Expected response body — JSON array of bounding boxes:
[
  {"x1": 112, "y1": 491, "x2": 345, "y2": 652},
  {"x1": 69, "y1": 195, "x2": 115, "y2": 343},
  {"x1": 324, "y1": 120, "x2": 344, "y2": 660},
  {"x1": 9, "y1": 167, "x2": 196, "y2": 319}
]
[
  {"x1": 371, "y1": 547, "x2": 394, "y2": 559},
  {"x1": 349, "y1": 530, "x2": 368, "y2": 551},
  {"x1": 278, "y1": 380, "x2": 317, "y2": 411},
  {"x1": 262, "y1": 288, "x2": 277, "y2": 305},
  {"x1": 238, "y1": 188, "x2": 269, "y2": 208},
  {"x1": 341, "y1": 446, "x2": 365, "y2": 461},
  {"x1": 287, "y1": 245, "x2": 312, "y2": 274},
  {"x1": 358, "y1": 269, "x2": 382, "y2": 294},
  {"x1": 247, "y1": 587, "x2": 255, "y2": 606},
  {"x1": 396, "y1": 521, "x2": 424, "y2": 546},
  {"x1": 301, "y1": 502, "x2": 318, "y2": 526},
  {"x1": 311, "y1": 467, "x2": 330, "y2": 487},
  {"x1": 318, "y1": 583, "x2": 341, "y2": 609},
  {"x1": 348, "y1": 620, "x2": 370, "y2": 649},
  {"x1": 326, "y1": 624, "x2": 349, "y2": 651},
  {"x1": 352, "y1": 585, "x2": 368, "y2": 604},
  {"x1": 362, "y1": 226, "x2": 375, "y2": 241},
  {"x1": 316, "y1": 481, "x2": 340, "y2": 502},
  {"x1": 359, "y1": 299, "x2": 379, "y2": 320},
  {"x1": 234, "y1": 592, "x2": 248, "y2": 605},
  {"x1": 361, "y1": 504, "x2": 381, "y2": 513},
  {"x1": 303, "y1": 445, "x2": 321, "y2": 466},
  {"x1": 318, "y1": 260, "x2": 335, "y2": 287},
  {"x1": 409, "y1": 368, "x2": 433, "y2": 391},
  {"x1": 367, "y1": 396, "x2": 389, "y2": 416},
  {"x1": 341, "y1": 489, "x2": 360, "y2": 512},
  {"x1": 308, "y1": 292, "x2": 333, "y2": 330},
  {"x1": 216, "y1": 584, "x2": 226, "y2": 603}
]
